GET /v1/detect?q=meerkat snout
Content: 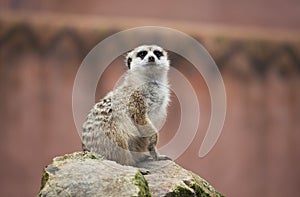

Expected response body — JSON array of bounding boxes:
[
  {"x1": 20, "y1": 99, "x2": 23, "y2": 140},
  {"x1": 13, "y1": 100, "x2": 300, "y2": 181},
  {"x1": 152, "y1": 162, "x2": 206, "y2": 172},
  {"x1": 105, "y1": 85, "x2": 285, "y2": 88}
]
[{"x1": 148, "y1": 56, "x2": 155, "y2": 62}]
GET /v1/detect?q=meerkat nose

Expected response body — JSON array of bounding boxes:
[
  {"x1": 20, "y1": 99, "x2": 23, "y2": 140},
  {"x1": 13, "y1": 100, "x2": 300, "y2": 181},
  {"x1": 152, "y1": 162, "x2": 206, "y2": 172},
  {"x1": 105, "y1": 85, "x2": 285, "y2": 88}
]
[{"x1": 148, "y1": 56, "x2": 155, "y2": 62}]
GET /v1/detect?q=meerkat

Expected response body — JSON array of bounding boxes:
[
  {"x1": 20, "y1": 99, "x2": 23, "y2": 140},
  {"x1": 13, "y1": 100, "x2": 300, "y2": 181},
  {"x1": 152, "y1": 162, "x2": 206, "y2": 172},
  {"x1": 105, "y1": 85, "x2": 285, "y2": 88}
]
[{"x1": 81, "y1": 45, "x2": 171, "y2": 166}]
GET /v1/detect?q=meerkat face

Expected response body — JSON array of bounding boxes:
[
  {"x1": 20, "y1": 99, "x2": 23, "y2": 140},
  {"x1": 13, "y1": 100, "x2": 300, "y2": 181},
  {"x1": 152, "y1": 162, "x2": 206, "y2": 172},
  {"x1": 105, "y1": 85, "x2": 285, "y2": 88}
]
[{"x1": 126, "y1": 45, "x2": 169, "y2": 71}]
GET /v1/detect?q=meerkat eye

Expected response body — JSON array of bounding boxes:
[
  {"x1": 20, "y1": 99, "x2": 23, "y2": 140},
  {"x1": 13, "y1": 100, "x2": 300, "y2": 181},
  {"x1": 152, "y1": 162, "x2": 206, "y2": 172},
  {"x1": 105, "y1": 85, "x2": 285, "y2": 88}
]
[
  {"x1": 154, "y1": 50, "x2": 163, "y2": 59},
  {"x1": 136, "y1": 50, "x2": 148, "y2": 59}
]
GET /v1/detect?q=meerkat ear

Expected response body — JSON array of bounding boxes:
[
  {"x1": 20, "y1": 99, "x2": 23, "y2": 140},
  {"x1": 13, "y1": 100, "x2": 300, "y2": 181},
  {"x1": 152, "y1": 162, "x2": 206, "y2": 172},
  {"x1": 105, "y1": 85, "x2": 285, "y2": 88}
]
[{"x1": 127, "y1": 57, "x2": 132, "y2": 69}]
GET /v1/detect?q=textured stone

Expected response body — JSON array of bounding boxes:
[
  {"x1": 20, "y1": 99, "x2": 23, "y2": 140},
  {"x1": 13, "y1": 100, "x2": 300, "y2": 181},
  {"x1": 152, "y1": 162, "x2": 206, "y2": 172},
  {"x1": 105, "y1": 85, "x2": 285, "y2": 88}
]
[{"x1": 38, "y1": 152, "x2": 223, "y2": 197}]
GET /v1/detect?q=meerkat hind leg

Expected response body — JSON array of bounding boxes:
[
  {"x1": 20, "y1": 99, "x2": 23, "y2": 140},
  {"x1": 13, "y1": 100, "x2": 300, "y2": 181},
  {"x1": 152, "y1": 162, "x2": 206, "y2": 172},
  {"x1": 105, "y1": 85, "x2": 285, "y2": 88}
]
[{"x1": 139, "y1": 154, "x2": 152, "y2": 161}]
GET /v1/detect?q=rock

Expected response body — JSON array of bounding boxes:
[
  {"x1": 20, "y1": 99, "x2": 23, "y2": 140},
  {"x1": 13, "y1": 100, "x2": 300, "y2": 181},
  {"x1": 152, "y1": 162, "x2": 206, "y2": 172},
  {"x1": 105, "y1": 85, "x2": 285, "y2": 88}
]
[{"x1": 38, "y1": 152, "x2": 224, "y2": 197}]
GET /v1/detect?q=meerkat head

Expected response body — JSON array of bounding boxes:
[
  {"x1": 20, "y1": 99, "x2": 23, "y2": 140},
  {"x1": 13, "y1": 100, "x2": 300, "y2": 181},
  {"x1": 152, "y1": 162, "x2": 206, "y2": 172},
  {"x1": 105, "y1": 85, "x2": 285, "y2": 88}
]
[{"x1": 125, "y1": 45, "x2": 169, "y2": 71}]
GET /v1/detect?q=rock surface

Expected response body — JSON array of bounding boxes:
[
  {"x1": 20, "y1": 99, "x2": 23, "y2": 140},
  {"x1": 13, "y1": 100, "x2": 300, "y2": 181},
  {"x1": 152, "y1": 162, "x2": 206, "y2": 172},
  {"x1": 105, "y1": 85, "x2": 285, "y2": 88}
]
[{"x1": 38, "y1": 152, "x2": 224, "y2": 197}]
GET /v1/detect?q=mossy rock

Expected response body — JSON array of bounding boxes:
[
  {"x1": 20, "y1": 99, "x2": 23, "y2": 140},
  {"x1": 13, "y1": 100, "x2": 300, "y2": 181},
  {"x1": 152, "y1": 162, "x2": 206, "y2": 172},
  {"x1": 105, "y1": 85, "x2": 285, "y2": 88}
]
[{"x1": 38, "y1": 152, "x2": 224, "y2": 197}]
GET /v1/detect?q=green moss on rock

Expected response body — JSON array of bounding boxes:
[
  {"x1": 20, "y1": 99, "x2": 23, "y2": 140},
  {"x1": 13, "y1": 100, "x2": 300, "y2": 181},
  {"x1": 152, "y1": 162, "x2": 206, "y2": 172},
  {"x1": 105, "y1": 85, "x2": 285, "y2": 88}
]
[
  {"x1": 167, "y1": 176, "x2": 224, "y2": 197},
  {"x1": 40, "y1": 169, "x2": 49, "y2": 191},
  {"x1": 169, "y1": 182, "x2": 195, "y2": 197},
  {"x1": 132, "y1": 172, "x2": 152, "y2": 197},
  {"x1": 191, "y1": 180, "x2": 213, "y2": 197},
  {"x1": 192, "y1": 174, "x2": 224, "y2": 197}
]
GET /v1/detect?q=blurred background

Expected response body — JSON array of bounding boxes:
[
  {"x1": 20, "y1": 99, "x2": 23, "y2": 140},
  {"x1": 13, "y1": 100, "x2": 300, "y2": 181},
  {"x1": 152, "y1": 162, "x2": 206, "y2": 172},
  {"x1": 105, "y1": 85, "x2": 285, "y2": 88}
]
[{"x1": 1, "y1": 0, "x2": 300, "y2": 196}]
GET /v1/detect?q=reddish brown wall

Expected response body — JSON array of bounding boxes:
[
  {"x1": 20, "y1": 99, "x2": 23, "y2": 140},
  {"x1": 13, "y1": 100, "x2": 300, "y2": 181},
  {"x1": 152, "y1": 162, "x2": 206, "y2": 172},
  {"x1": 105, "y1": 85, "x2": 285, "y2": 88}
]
[
  {"x1": 0, "y1": 7, "x2": 300, "y2": 197},
  {"x1": 1, "y1": 0, "x2": 300, "y2": 29}
]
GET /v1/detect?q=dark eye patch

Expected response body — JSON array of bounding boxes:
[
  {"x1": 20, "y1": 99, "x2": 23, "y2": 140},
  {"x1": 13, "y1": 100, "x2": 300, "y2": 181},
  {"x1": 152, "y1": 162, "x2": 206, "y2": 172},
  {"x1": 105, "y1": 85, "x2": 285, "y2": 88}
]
[
  {"x1": 154, "y1": 50, "x2": 163, "y2": 59},
  {"x1": 127, "y1": 57, "x2": 132, "y2": 69},
  {"x1": 136, "y1": 50, "x2": 148, "y2": 59}
]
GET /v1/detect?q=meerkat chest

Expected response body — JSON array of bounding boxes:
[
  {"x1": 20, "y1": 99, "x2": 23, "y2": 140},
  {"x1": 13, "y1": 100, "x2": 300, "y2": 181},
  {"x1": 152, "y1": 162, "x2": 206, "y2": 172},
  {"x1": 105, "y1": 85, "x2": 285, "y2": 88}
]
[{"x1": 143, "y1": 82, "x2": 170, "y2": 127}]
